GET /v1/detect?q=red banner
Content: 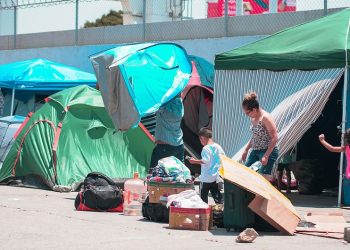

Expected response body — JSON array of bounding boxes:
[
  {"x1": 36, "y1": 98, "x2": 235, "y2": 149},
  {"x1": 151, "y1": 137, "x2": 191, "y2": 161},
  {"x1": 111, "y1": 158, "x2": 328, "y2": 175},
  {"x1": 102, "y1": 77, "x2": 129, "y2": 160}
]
[{"x1": 207, "y1": 0, "x2": 296, "y2": 18}]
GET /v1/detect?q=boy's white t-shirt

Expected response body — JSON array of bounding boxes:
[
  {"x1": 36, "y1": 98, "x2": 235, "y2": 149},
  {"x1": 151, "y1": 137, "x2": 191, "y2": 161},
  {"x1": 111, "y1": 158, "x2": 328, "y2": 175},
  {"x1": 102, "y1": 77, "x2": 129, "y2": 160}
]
[{"x1": 200, "y1": 143, "x2": 225, "y2": 183}]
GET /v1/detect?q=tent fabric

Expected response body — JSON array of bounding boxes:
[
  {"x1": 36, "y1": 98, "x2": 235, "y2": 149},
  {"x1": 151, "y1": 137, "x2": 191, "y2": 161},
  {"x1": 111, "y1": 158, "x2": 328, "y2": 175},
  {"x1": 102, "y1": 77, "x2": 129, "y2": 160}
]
[
  {"x1": 0, "y1": 89, "x2": 53, "y2": 116},
  {"x1": 182, "y1": 59, "x2": 214, "y2": 135},
  {"x1": 0, "y1": 116, "x2": 25, "y2": 170},
  {"x1": 213, "y1": 68, "x2": 344, "y2": 160},
  {"x1": 182, "y1": 60, "x2": 213, "y2": 98},
  {"x1": 0, "y1": 115, "x2": 25, "y2": 124},
  {"x1": 215, "y1": 8, "x2": 350, "y2": 70},
  {"x1": 141, "y1": 56, "x2": 214, "y2": 137},
  {"x1": 188, "y1": 55, "x2": 214, "y2": 89},
  {"x1": 0, "y1": 85, "x2": 154, "y2": 190},
  {"x1": 0, "y1": 59, "x2": 96, "y2": 90},
  {"x1": 90, "y1": 43, "x2": 192, "y2": 131}
]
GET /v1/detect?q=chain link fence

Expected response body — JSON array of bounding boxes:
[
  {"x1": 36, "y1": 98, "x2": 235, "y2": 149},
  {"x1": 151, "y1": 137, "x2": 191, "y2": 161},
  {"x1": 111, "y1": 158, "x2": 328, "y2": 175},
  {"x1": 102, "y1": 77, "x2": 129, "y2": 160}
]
[{"x1": 0, "y1": 0, "x2": 350, "y2": 49}]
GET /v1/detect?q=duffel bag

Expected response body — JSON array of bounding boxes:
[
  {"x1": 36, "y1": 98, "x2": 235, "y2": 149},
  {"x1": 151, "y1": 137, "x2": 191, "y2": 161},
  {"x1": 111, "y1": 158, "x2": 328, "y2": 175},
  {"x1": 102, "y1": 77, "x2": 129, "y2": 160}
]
[{"x1": 75, "y1": 172, "x2": 123, "y2": 212}]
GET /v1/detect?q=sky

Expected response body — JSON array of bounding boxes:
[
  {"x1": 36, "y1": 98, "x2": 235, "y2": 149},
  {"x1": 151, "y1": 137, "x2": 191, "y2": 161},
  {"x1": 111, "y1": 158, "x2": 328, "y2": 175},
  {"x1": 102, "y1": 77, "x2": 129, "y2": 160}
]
[
  {"x1": 0, "y1": 0, "x2": 349, "y2": 35},
  {"x1": 0, "y1": 0, "x2": 123, "y2": 35}
]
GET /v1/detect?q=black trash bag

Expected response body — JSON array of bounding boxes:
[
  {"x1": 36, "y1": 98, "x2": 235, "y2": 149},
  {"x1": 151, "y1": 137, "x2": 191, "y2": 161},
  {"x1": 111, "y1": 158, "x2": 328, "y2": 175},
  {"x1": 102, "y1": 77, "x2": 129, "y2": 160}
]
[{"x1": 142, "y1": 197, "x2": 169, "y2": 223}]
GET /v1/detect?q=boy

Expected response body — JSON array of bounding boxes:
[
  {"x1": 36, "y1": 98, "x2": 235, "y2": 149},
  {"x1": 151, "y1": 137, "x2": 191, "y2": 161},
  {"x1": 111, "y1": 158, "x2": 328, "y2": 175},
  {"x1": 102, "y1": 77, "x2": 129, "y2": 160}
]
[{"x1": 189, "y1": 128, "x2": 224, "y2": 204}]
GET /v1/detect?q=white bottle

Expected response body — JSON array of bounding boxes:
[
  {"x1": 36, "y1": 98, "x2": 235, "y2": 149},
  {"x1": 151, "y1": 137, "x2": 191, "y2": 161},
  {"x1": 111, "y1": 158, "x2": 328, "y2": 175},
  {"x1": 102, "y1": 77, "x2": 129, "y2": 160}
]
[{"x1": 123, "y1": 172, "x2": 147, "y2": 216}]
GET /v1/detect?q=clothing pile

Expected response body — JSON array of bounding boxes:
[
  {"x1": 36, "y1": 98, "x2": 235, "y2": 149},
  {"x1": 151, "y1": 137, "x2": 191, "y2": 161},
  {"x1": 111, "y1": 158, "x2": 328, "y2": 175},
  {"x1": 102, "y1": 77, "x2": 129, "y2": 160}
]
[
  {"x1": 148, "y1": 156, "x2": 192, "y2": 183},
  {"x1": 166, "y1": 190, "x2": 209, "y2": 209}
]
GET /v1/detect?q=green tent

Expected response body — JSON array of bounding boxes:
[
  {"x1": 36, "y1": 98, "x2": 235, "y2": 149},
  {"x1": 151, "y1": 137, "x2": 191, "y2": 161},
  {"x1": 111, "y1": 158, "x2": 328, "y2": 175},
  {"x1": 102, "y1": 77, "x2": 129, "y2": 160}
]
[
  {"x1": 215, "y1": 8, "x2": 350, "y2": 70},
  {"x1": 0, "y1": 85, "x2": 154, "y2": 190}
]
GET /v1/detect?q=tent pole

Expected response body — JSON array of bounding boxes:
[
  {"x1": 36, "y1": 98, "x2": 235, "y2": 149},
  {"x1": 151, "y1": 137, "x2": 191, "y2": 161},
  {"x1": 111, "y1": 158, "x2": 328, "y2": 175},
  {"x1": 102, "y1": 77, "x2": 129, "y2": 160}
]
[
  {"x1": 10, "y1": 87, "x2": 15, "y2": 116},
  {"x1": 339, "y1": 67, "x2": 348, "y2": 207}
]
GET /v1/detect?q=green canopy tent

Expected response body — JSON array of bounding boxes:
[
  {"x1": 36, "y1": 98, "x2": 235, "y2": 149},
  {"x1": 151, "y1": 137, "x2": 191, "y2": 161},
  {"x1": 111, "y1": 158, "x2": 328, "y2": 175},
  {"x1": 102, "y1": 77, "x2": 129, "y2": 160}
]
[
  {"x1": 215, "y1": 9, "x2": 350, "y2": 70},
  {"x1": 214, "y1": 8, "x2": 350, "y2": 206},
  {"x1": 0, "y1": 85, "x2": 154, "y2": 190}
]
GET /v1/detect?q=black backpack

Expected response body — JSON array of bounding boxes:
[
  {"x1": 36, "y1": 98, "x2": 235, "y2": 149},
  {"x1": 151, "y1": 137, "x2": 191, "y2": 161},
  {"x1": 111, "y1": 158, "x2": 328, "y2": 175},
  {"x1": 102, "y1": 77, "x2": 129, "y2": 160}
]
[{"x1": 75, "y1": 172, "x2": 123, "y2": 212}]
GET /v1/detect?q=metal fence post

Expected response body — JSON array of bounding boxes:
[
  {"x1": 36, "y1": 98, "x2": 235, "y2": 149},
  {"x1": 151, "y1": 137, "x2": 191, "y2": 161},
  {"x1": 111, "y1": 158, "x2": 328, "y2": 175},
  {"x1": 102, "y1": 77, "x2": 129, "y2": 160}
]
[
  {"x1": 14, "y1": 6, "x2": 17, "y2": 49},
  {"x1": 270, "y1": 0, "x2": 278, "y2": 13},
  {"x1": 75, "y1": 0, "x2": 79, "y2": 45},
  {"x1": 143, "y1": 0, "x2": 146, "y2": 42},
  {"x1": 224, "y1": 0, "x2": 228, "y2": 36},
  {"x1": 236, "y1": 0, "x2": 243, "y2": 16},
  {"x1": 324, "y1": 0, "x2": 328, "y2": 16}
]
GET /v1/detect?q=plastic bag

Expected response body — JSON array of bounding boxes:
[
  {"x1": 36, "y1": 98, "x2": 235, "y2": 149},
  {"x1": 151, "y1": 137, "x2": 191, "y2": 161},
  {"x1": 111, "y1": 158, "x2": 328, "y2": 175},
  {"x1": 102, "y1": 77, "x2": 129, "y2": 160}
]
[{"x1": 166, "y1": 190, "x2": 209, "y2": 209}]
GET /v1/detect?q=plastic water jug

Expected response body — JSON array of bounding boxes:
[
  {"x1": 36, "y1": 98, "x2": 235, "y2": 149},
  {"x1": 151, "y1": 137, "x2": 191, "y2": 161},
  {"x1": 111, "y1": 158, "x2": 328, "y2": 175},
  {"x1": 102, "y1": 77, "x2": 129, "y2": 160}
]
[{"x1": 123, "y1": 172, "x2": 147, "y2": 216}]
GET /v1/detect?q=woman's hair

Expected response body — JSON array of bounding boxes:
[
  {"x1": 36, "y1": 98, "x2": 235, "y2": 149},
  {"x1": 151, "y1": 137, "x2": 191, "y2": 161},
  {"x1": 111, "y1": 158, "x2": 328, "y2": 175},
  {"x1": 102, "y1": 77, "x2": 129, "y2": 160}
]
[
  {"x1": 199, "y1": 127, "x2": 212, "y2": 139},
  {"x1": 344, "y1": 129, "x2": 350, "y2": 145},
  {"x1": 242, "y1": 91, "x2": 259, "y2": 111}
]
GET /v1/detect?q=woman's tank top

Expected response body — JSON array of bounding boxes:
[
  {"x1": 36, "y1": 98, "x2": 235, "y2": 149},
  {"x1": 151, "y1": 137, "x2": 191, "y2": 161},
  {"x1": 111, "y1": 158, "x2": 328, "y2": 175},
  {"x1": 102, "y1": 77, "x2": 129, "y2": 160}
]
[{"x1": 250, "y1": 120, "x2": 271, "y2": 150}]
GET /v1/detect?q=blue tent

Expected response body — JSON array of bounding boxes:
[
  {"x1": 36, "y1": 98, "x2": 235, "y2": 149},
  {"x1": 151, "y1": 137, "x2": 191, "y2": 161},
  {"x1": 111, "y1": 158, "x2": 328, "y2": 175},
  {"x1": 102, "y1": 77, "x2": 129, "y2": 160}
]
[
  {"x1": 0, "y1": 115, "x2": 25, "y2": 170},
  {"x1": 90, "y1": 43, "x2": 192, "y2": 131},
  {"x1": 0, "y1": 58, "x2": 96, "y2": 115}
]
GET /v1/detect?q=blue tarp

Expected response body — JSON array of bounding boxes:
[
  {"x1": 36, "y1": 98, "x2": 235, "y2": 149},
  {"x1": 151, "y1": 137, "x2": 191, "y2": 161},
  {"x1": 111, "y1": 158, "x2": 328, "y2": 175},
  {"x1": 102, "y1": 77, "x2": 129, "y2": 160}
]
[
  {"x1": 91, "y1": 43, "x2": 192, "y2": 130},
  {"x1": 0, "y1": 58, "x2": 96, "y2": 90}
]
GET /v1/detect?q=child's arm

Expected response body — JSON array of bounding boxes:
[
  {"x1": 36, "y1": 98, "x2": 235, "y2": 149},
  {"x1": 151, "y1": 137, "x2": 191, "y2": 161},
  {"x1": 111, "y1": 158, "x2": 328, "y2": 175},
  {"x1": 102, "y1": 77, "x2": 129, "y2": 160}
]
[
  {"x1": 319, "y1": 134, "x2": 344, "y2": 153},
  {"x1": 189, "y1": 146, "x2": 212, "y2": 165},
  {"x1": 188, "y1": 157, "x2": 204, "y2": 165}
]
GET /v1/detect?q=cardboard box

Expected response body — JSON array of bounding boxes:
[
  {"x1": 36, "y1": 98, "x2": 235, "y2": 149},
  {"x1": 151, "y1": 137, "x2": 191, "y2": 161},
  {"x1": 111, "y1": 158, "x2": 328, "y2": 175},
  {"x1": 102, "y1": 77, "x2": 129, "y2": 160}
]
[
  {"x1": 148, "y1": 182, "x2": 194, "y2": 204},
  {"x1": 248, "y1": 195, "x2": 300, "y2": 235},
  {"x1": 169, "y1": 207, "x2": 211, "y2": 231},
  {"x1": 221, "y1": 156, "x2": 301, "y2": 235}
]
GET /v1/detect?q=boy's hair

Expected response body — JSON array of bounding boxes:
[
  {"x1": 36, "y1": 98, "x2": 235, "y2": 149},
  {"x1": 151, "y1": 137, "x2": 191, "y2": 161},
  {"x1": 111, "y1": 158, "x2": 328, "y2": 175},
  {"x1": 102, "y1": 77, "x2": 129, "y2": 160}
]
[
  {"x1": 345, "y1": 129, "x2": 350, "y2": 145},
  {"x1": 199, "y1": 128, "x2": 212, "y2": 139}
]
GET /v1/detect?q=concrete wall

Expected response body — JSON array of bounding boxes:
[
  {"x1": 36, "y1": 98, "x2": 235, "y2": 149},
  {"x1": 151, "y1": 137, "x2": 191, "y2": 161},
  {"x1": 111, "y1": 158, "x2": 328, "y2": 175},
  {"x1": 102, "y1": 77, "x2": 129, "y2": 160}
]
[
  {"x1": 0, "y1": 35, "x2": 264, "y2": 73},
  {"x1": 0, "y1": 8, "x2": 337, "y2": 51}
]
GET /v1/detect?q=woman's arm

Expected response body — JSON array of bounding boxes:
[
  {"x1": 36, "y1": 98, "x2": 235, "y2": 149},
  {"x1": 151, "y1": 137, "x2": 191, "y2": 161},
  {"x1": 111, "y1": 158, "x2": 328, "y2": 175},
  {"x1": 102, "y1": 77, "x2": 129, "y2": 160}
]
[
  {"x1": 262, "y1": 114, "x2": 278, "y2": 165},
  {"x1": 319, "y1": 134, "x2": 344, "y2": 153}
]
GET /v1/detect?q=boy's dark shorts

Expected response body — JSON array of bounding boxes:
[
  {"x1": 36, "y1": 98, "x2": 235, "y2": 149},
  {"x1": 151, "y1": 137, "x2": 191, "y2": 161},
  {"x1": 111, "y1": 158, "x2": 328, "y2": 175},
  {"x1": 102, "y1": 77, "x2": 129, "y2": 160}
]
[{"x1": 277, "y1": 163, "x2": 291, "y2": 172}]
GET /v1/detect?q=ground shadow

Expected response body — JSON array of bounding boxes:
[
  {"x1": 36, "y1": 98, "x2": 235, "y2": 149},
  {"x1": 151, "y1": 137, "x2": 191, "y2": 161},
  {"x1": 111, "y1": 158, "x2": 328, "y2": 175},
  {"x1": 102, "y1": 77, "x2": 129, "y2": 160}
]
[
  {"x1": 63, "y1": 197, "x2": 76, "y2": 201},
  {"x1": 136, "y1": 218, "x2": 168, "y2": 225},
  {"x1": 287, "y1": 192, "x2": 339, "y2": 208}
]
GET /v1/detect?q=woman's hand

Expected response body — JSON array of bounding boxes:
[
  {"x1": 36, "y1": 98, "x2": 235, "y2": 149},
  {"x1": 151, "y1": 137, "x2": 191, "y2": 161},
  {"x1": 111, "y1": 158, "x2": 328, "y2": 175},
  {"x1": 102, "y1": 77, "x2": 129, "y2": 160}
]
[
  {"x1": 261, "y1": 155, "x2": 269, "y2": 166},
  {"x1": 319, "y1": 134, "x2": 325, "y2": 142}
]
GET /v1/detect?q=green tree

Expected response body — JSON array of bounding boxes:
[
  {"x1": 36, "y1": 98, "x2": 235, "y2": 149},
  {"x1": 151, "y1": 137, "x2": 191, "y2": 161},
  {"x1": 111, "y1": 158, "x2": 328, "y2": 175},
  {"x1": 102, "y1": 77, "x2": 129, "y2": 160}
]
[{"x1": 84, "y1": 10, "x2": 123, "y2": 28}]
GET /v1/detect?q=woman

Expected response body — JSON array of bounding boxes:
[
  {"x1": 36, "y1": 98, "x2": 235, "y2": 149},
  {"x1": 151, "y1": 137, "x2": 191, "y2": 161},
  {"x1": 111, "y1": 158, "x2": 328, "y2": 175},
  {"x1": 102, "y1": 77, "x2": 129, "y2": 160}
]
[{"x1": 241, "y1": 92, "x2": 279, "y2": 178}]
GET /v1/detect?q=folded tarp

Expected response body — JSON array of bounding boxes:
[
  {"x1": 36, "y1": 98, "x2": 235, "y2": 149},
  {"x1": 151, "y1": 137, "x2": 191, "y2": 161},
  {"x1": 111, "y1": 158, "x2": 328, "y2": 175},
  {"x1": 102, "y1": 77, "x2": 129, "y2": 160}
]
[{"x1": 90, "y1": 43, "x2": 192, "y2": 131}]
